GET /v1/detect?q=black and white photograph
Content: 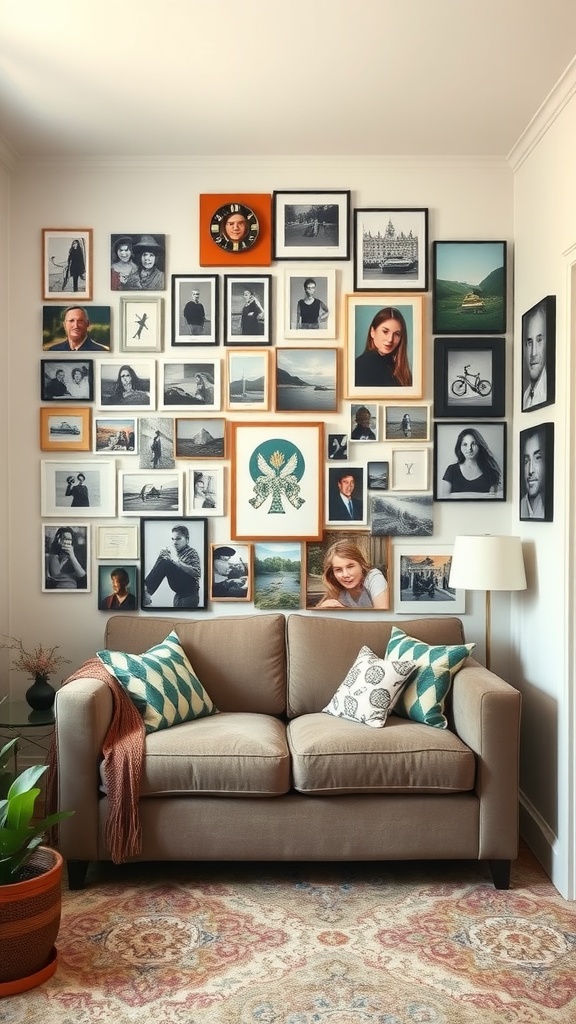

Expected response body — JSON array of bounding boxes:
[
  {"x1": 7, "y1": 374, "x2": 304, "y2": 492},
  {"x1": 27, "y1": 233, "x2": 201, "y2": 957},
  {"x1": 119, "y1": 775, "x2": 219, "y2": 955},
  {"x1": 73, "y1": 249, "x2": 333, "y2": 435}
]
[
  {"x1": 42, "y1": 229, "x2": 92, "y2": 301},
  {"x1": 98, "y1": 564, "x2": 138, "y2": 611},
  {"x1": 394, "y1": 546, "x2": 465, "y2": 614},
  {"x1": 171, "y1": 274, "x2": 219, "y2": 346},
  {"x1": 370, "y1": 493, "x2": 433, "y2": 537},
  {"x1": 138, "y1": 416, "x2": 175, "y2": 470},
  {"x1": 327, "y1": 433, "x2": 348, "y2": 460},
  {"x1": 97, "y1": 360, "x2": 154, "y2": 410},
  {"x1": 186, "y1": 466, "x2": 225, "y2": 517},
  {"x1": 40, "y1": 459, "x2": 115, "y2": 517},
  {"x1": 350, "y1": 403, "x2": 378, "y2": 442},
  {"x1": 209, "y1": 542, "x2": 251, "y2": 602},
  {"x1": 175, "y1": 417, "x2": 226, "y2": 459},
  {"x1": 325, "y1": 465, "x2": 366, "y2": 526},
  {"x1": 160, "y1": 359, "x2": 220, "y2": 411},
  {"x1": 305, "y1": 531, "x2": 390, "y2": 610},
  {"x1": 110, "y1": 233, "x2": 166, "y2": 291},
  {"x1": 284, "y1": 268, "x2": 336, "y2": 338},
  {"x1": 521, "y1": 295, "x2": 556, "y2": 412},
  {"x1": 519, "y1": 422, "x2": 554, "y2": 522},
  {"x1": 120, "y1": 297, "x2": 163, "y2": 353},
  {"x1": 119, "y1": 471, "x2": 183, "y2": 516},
  {"x1": 224, "y1": 275, "x2": 271, "y2": 344},
  {"x1": 140, "y1": 517, "x2": 208, "y2": 611},
  {"x1": 367, "y1": 461, "x2": 389, "y2": 490},
  {"x1": 273, "y1": 190, "x2": 350, "y2": 260},
  {"x1": 384, "y1": 404, "x2": 430, "y2": 441},
  {"x1": 42, "y1": 304, "x2": 110, "y2": 352},
  {"x1": 275, "y1": 348, "x2": 338, "y2": 413},
  {"x1": 434, "y1": 337, "x2": 505, "y2": 418},
  {"x1": 354, "y1": 208, "x2": 428, "y2": 291},
  {"x1": 226, "y1": 350, "x2": 269, "y2": 411},
  {"x1": 41, "y1": 359, "x2": 94, "y2": 402},
  {"x1": 42, "y1": 523, "x2": 90, "y2": 592},
  {"x1": 433, "y1": 422, "x2": 507, "y2": 501},
  {"x1": 94, "y1": 417, "x2": 137, "y2": 454}
]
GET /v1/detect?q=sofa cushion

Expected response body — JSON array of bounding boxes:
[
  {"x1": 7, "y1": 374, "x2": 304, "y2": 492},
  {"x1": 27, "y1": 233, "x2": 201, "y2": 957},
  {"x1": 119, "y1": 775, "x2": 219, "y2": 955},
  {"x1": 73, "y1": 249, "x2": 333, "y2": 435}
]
[
  {"x1": 97, "y1": 630, "x2": 218, "y2": 734},
  {"x1": 288, "y1": 714, "x2": 475, "y2": 795},
  {"x1": 323, "y1": 646, "x2": 416, "y2": 728},
  {"x1": 386, "y1": 627, "x2": 475, "y2": 729}
]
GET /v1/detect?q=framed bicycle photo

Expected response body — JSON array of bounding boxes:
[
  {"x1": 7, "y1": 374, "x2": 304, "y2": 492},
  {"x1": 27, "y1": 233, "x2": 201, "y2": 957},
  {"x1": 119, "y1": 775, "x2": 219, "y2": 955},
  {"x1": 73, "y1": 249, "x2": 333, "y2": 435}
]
[
  {"x1": 434, "y1": 338, "x2": 505, "y2": 418},
  {"x1": 42, "y1": 228, "x2": 93, "y2": 300}
]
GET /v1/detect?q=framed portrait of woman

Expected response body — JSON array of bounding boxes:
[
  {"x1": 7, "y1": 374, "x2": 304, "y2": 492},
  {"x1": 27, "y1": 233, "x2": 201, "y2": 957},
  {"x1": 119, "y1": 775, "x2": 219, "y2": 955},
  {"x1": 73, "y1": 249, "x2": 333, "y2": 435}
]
[
  {"x1": 224, "y1": 275, "x2": 271, "y2": 345},
  {"x1": 433, "y1": 422, "x2": 507, "y2": 502},
  {"x1": 305, "y1": 531, "x2": 391, "y2": 611},
  {"x1": 159, "y1": 359, "x2": 221, "y2": 411},
  {"x1": 97, "y1": 360, "x2": 155, "y2": 411},
  {"x1": 345, "y1": 294, "x2": 423, "y2": 401},
  {"x1": 283, "y1": 267, "x2": 336, "y2": 339},
  {"x1": 42, "y1": 228, "x2": 93, "y2": 301},
  {"x1": 42, "y1": 523, "x2": 90, "y2": 592}
]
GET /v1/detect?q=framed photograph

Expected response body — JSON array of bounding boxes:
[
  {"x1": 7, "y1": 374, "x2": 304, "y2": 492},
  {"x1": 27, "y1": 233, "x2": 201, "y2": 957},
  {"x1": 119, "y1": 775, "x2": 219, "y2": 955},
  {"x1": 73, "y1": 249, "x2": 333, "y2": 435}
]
[
  {"x1": 231, "y1": 421, "x2": 323, "y2": 541},
  {"x1": 42, "y1": 229, "x2": 92, "y2": 300},
  {"x1": 110, "y1": 234, "x2": 166, "y2": 291},
  {"x1": 283, "y1": 267, "x2": 336, "y2": 338},
  {"x1": 384, "y1": 404, "x2": 430, "y2": 441},
  {"x1": 394, "y1": 545, "x2": 465, "y2": 614},
  {"x1": 367, "y1": 461, "x2": 389, "y2": 490},
  {"x1": 199, "y1": 193, "x2": 272, "y2": 267},
  {"x1": 40, "y1": 459, "x2": 115, "y2": 517},
  {"x1": 521, "y1": 295, "x2": 556, "y2": 412},
  {"x1": 327, "y1": 433, "x2": 348, "y2": 461},
  {"x1": 224, "y1": 275, "x2": 271, "y2": 344},
  {"x1": 97, "y1": 359, "x2": 155, "y2": 410},
  {"x1": 186, "y1": 465, "x2": 225, "y2": 516},
  {"x1": 433, "y1": 422, "x2": 507, "y2": 501},
  {"x1": 98, "y1": 564, "x2": 138, "y2": 612},
  {"x1": 96, "y1": 523, "x2": 139, "y2": 560},
  {"x1": 41, "y1": 359, "x2": 94, "y2": 402},
  {"x1": 138, "y1": 416, "x2": 175, "y2": 470},
  {"x1": 354, "y1": 208, "x2": 428, "y2": 291},
  {"x1": 519, "y1": 422, "x2": 554, "y2": 522},
  {"x1": 434, "y1": 337, "x2": 505, "y2": 418},
  {"x1": 171, "y1": 274, "x2": 218, "y2": 346},
  {"x1": 432, "y1": 241, "x2": 507, "y2": 334},
  {"x1": 326, "y1": 464, "x2": 366, "y2": 526},
  {"x1": 42, "y1": 523, "x2": 90, "y2": 592},
  {"x1": 175, "y1": 417, "x2": 226, "y2": 459},
  {"x1": 273, "y1": 190, "x2": 350, "y2": 261},
  {"x1": 210, "y1": 542, "x2": 252, "y2": 602},
  {"x1": 305, "y1": 531, "x2": 391, "y2": 610},
  {"x1": 141, "y1": 517, "x2": 208, "y2": 611},
  {"x1": 350, "y1": 403, "x2": 378, "y2": 442},
  {"x1": 42, "y1": 304, "x2": 111, "y2": 353},
  {"x1": 226, "y1": 350, "x2": 270, "y2": 411},
  {"x1": 120, "y1": 297, "x2": 163, "y2": 352},
  {"x1": 390, "y1": 448, "x2": 429, "y2": 491},
  {"x1": 160, "y1": 359, "x2": 220, "y2": 411},
  {"x1": 275, "y1": 347, "x2": 338, "y2": 413},
  {"x1": 94, "y1": 417, "x2": 137, "y2": 454},
  {"x1": 119, "y1": 470, "x2": 183, "y2": 516},
  {"x1": 345, "y1": 293, "x2": 423, "y2": 400},
  {"x1": 370, "y1": 492, "x2": 433, "y2": 537},
  {"x1": 40, "y1": 406, "x2": 91, "y2": 452},
  {"x1": 254, "y1": 542, "x2": 302, "y2": 610}
]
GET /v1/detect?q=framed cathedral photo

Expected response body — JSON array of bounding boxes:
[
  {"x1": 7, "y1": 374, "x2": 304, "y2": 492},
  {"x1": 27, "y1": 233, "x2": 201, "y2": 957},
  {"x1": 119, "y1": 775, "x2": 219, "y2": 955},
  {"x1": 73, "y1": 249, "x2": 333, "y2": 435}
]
[{"x1": 353, "y1": 208, "x2": 428, "y2": 291}]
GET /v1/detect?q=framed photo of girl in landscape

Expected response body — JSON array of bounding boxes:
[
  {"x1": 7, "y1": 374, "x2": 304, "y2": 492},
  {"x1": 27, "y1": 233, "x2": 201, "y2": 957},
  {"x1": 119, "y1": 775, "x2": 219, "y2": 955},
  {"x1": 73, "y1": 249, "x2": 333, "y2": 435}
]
[{"x1": 346, "y1": 293, "x2": 423, "y2": 401}]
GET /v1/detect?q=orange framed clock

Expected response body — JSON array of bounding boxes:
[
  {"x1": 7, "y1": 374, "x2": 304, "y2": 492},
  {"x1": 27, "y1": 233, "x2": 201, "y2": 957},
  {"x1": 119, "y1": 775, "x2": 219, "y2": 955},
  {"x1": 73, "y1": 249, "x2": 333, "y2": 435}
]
[{"x1": 199, "y1": 193, "x2": 272, "y2": 267}]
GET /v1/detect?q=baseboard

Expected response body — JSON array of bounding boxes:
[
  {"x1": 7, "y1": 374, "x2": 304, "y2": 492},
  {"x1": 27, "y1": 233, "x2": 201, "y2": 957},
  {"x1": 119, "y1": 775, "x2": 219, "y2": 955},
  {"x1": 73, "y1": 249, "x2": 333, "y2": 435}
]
[{"x1": 519, "y1": 789, "x2": 558, "y2": 885}]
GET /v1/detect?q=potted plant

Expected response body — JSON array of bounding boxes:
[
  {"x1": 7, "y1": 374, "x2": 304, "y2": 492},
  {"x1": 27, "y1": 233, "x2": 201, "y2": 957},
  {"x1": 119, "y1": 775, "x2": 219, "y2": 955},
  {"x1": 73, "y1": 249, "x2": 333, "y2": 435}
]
[
  {"x1": 0, "y1": 635, "x2": 71, "y2": 710},
  {"x1": 0, "y1": 736, "x2": 74, "y2": 995}
]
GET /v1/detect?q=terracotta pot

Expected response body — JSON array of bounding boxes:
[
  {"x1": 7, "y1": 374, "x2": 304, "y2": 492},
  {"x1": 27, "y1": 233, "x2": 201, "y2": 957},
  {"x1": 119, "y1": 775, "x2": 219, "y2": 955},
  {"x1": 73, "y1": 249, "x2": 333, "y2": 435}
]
[{"x1": 0, "y1": 846, "x2": 63, "y2": 992}]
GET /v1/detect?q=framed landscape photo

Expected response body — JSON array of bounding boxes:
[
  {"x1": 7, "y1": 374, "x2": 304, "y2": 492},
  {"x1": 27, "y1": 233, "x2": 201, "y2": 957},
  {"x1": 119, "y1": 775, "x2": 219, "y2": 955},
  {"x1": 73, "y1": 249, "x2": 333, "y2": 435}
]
[
  {"x1": 97, "y1": 359, "x2": 155, "y2": 410},
  {"x1": 42, "y1": 304, "x2": 111, "y2": 352},
  {"x1": 226, "y1": 349, "x2": 270, "y2": 411},
  {"x1": 171, "y1": 274, "x2": 219, "y2": 346},
  {"x1": 120, "y1": 297, "x2": 163, "y2": 352},
  {"x1": 140, "y1": 517, "x2": 208, "y2": 611},
  {"x1": 346, "y1": 293, "x2": 423, "y2": 401},
  {"x1": 40, "y1": 406, "x2": 91, "y2": 452},
  {"x1": 273, "y1": 190, "x2": 350, "y2": 261},
  {"x1": 370, "y1": 492, "x2": 433, "y2": 537},
  {"x1": 433, "y1": 421, "x2": 507, "y2": 501},
  {"x1": 224, "y1": 274, "x2": 271, "y2": 344},
  {"x1": 325, "y1": 464, "x2": 366, "y2": 526},
  {"x1": 521, "y1": 295, "x2": 556, "y2": 412},
  {"x1": 209, "y1": 542, "x2": 252, "y2": 602},
  {"x1": 96, "y1": 523, "x2": 139, "y2": 560},
  {"x1": 42, "y1": 523, "x2": 90, "y2": 592},
  {"x1": 367, "y1": 461, "x2": 389, "y2": 490},
  {"x1": 354, "y1": 208, "x2": 428, "y2": 291},
  {"x1": 432, "y1": 240, "x2": 507, "y2": 334},
  {"x1": 519, "y1": 422, "x2": 554, "y2": 522},
  {"x1": 41, "y1": 459, "x2": 115, "y2": 517},
  {"x1": 384, "y1": 403, "x2": 430, "y2": 441},
  {"x1": 284, "y1": 267, "x2": 336, "y2": 338},
  {"x1": 42, "y1": 228, "x2": 92, "y2": 300},
  {"x1": 394, "y1": 545, "x2": 465, "y2": 614},
  {"x1": 390, "y1": 448, "x2": 429, "y2": 491},
  {"x1": 254, "y1": 541, "x2": 302, "y2": 610},
  {"x1": 434, "y1": 337, "x2": 505, "y2": 418},
  {"x1": 175, "y1": 417, "x2": 226, "y2": 459},
  {"x1": 41, "y1": 358, "x2": 94, "y2": 402},
  {"x1": 305, "y1": 531, "x2": 391, "y2": 610},
  {"x1": 119, "y1": 470, "x2": 183, "y2": 516},
  {"x1": 94, "y1": 417, "x2": 137, "y2": 454},
  {"x1": 275, "y1": 347, "x2": 338, "y2": 413},
  {"x1": 186, "y1": 465, "x2": 225, "y2": 516},
  {"x1": 160, "y1": 358, "x2": 220, "y2": 411}
]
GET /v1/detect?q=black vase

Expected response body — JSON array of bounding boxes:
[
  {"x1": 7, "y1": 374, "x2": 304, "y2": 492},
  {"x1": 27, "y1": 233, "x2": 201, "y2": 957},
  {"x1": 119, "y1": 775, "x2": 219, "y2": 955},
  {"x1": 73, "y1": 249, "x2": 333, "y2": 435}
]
[{"x1": 25, "y1": 673, "x2": 56, "y2": 711}]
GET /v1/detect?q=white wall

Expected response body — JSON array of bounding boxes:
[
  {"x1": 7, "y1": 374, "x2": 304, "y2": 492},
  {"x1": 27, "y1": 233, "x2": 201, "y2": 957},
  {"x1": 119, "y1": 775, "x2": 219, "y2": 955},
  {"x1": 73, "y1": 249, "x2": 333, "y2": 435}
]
[{"x1": 0, "y1": 146, "x2": 12, "y2": 682}]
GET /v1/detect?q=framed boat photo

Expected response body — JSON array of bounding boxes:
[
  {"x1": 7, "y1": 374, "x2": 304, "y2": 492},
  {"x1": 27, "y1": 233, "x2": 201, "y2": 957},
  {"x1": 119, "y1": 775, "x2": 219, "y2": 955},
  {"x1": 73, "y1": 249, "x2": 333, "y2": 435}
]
[{"x1": 353, "y1": 208, "x2": 428, "y2": 291}]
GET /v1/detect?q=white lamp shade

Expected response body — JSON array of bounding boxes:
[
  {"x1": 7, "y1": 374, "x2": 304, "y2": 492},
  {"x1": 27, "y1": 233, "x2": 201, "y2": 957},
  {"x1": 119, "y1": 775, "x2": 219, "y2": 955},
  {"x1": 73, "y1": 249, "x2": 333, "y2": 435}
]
[{"x1": 449, "y1": 535, "x2": 527, "y2": 592}]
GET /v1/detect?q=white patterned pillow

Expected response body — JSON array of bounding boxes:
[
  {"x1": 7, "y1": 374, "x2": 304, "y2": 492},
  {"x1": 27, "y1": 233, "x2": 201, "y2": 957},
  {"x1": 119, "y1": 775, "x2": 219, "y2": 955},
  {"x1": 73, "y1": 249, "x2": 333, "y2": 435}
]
[
  {"x1": 323, "y1": 645, "x2": 417, "y2": 728},
  {"x1": 97, "y1": 629, "x2": 218, "y2": 734}
]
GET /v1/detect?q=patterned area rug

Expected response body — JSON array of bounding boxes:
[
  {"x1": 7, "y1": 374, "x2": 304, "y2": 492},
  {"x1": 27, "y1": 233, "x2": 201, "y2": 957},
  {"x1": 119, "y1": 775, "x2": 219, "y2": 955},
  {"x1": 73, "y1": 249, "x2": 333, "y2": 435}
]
[{"x1": 3, "y1": 844, "x2": 576, "y2": 1023}]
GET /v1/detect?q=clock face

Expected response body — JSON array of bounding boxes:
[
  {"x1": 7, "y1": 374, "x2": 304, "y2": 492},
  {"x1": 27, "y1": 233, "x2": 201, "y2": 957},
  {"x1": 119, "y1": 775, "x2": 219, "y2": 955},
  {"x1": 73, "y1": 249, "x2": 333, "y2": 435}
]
[{"x1": 210, "y1": 202, "x2": 260, "y2": 253}]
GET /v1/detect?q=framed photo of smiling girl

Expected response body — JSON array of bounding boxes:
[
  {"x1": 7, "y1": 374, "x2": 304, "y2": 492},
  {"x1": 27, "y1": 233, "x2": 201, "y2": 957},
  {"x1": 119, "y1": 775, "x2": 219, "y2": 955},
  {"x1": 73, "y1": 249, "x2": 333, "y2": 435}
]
[{"x1": 345, "y1": 293, "x2": 423, "y2": 401}]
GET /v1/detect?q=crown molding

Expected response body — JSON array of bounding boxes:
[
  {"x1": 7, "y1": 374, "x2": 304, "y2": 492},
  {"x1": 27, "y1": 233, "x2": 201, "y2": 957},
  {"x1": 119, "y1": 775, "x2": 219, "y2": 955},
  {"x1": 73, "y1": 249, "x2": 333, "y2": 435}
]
[
  {"x1": 0, "y1": 131, "x2": 19, "y2": 173},
  {"x1": 15, "y1": 153, "x2": 510, "y2": 172},
  {"x1": 508, "y1": 56, "x2": 576, "y2": 172}
]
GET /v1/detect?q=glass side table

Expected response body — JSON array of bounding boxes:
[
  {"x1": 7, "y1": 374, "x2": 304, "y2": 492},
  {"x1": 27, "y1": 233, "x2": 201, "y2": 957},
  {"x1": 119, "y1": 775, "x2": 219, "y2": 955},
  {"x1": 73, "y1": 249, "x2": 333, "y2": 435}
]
[{"x1": 0, "y1": 699, "x2": 56, "y2": 775}]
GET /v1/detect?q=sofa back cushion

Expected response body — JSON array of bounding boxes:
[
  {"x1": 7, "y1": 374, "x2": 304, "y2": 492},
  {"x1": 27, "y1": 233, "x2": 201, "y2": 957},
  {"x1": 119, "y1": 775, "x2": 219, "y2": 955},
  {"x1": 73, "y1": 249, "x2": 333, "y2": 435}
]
[
  {"x1": 286, "y1": 614, "x2": 467, "y2": 718},
  {"x1": 105, "y1": 613, "x2": 287, "y2": 714}
]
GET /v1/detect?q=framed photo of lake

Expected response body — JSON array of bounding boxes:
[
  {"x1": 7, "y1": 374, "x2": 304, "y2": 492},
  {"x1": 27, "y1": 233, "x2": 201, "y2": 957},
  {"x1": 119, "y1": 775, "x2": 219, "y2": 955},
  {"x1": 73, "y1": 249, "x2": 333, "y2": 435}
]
[
  {"x1": 432, "y1": 241, "x2": 507, "y2": 334},
  {"x1": 254, "y1": 541, "x2": 302, "y2": 610},
  {"x1": 226, "y1": 350, "x2": 270, "y2": 411},
  {"x1": 275, "y1": 347, "x2": 338, "y2": 413}
]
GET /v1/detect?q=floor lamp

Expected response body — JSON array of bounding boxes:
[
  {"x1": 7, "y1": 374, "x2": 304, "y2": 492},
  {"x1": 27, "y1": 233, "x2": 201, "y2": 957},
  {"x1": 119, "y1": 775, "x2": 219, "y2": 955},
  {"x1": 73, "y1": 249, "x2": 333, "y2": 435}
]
[{"x1": 448, "y1": 535, "x2": 527, "y2": 671}]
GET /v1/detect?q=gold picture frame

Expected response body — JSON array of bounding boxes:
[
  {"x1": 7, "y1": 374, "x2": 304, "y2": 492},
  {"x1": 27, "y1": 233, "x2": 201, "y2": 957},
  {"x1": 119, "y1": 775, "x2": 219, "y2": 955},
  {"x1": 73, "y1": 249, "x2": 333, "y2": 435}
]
[{"x1": 40, "y1": 406, "x2": 91, "y2": 451}]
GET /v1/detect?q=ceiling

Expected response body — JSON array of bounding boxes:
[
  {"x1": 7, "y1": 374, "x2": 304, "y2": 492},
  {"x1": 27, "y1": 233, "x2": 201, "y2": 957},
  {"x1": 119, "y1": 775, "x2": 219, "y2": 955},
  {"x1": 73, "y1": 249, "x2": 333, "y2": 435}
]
[{"x1": 1, "y1": 0, "x2": 575, "y2": 162}]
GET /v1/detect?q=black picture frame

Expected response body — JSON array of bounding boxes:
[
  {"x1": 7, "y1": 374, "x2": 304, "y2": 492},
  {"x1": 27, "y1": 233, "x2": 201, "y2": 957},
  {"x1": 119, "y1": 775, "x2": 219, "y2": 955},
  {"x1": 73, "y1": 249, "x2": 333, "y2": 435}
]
[
  {"x1": 434, "y1": 337, "x2": 505, "y2": 418},
  {"x1": 223, "y1": 274, "x2": 272, "y2": 345},
  {"x1": 353, "y1": 208, "x2": 428, "y2": 291},
  {"x1": 272, "y1": 190, "x2": 350, "y2": 261},
  {"x1": 433, "y1": 421, "x2": 507, "y2": 502},
  {"x1": 98, "y1": 564, "x2": 138, "y2": 612},
  {"x1": 519, "y1": 422, "x2": 554, "y2": 522},
  {"x1": 41, "y1": 358, "x2": 94, "y2": 402},
  {"x1": 140, "y1": 517, "x2": 208, "y2": 611},
  {"x1": 171, "y1": 274, "x2": 219, "y2": 347},
  {"x1": 521, "y1": 295, "x2": 556, "y2": 412},
  {"x1": 432, "y1": 241, "x2": 507, "y2": 334}
]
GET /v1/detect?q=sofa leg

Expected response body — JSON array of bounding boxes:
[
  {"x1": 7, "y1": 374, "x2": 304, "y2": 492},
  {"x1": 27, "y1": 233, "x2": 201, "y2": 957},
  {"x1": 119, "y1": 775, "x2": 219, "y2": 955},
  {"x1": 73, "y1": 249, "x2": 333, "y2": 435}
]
[
  {"x1": 489, "y1": 859, "x2": 511, "y2": 889},
  {"x1": 67, "y1": 859, "x2": 89, "y2": 890}
]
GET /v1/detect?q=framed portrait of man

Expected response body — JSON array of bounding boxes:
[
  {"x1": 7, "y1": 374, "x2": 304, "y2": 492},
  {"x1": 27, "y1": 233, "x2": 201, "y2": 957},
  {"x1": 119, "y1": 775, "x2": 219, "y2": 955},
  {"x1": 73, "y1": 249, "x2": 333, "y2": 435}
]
[
  {"x1": 519, "y1": 422, "x2": 554, "y2": 522},
  {"x1": 521, "y1": 295, "x2": 556, "y2": 413}
]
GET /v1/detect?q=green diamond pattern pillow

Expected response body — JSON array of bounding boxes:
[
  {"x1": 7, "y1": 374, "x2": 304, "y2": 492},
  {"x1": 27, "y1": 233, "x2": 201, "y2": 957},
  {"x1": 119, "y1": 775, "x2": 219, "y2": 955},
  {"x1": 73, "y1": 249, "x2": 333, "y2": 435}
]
[
  {"x1": 97, "y1": 629, "x2": 218, "y2": 734},
  {"x1": 323, "y1": 645, "x2": 417, "y2": 728},
  {"x1": 386, "y1": 626, "x2": 475, "y2": 729}
]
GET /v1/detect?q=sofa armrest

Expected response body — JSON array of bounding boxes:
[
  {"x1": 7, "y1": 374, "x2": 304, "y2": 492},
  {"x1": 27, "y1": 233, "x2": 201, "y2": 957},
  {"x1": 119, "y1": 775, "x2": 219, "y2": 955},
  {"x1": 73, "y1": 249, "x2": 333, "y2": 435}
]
[
  {"x1": 55, "y1": 677, "x2": 113, "y2": 861},
  {"x1": 451, "y1": 657, "x2": 521, "y2": 860}
]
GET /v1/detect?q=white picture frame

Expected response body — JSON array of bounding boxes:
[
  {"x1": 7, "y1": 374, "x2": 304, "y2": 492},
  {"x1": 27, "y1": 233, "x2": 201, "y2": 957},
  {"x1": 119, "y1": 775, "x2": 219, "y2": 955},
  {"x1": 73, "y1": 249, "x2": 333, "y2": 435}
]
[
  {"x1": 393, "y1": 544, "x2": 465, "y2": 614},
  {"x1": 390, "y1": 448, "x2": 429, "y2": 491},
  {"x1": 159, "y1": 359, "x2": 221, "y2": 411},
  {"x1": 96, "y1": 523, "x2": 139, "y2": 560},
  {"x1": 40, "y1": 459, "x2": 115, "y2": 517},
  {"x1": 283, "y1": 266, "x2": 336, "y2": 339},
  {"x1": 118, "y1": 470, "x2": 184, "y2": 517},
  {"x1": 42, "y1": 523, "x2": 91, "y2": 592},
  {"x1": 97, "y1": 359, "x2": 155, "y2": 411},
  {"x1": 120, "y1": 297, "x2": 163, "y2": 352},
  {"x1": 186, "y1": 465, "x2": 225, "y2": 517}
]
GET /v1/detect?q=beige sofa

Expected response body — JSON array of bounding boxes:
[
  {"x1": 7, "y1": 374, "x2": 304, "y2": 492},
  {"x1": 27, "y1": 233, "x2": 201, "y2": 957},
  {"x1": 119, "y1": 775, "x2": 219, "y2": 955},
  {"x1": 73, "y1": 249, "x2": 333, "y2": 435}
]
[{"x1": 55, "y1": 612, "x2": 521, "y2": 889}]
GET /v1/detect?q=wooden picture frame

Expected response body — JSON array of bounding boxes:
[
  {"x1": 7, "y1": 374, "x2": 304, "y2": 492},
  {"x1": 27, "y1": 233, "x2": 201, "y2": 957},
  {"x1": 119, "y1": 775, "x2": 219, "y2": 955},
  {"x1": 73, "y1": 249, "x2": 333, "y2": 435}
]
[
  {"x1": 283, "y1": 267, "x2": 336, "y2": 338},
  {"x1": 519, "y1": 422, "x2": 554, "y2": 521},
  {"x1": 305, "y1": 531, "x2": 391, "y2": 610},
  {"x1": 231, "y1": 421, "x2": 323, "y2": 541},
  {"x1": 325, "y1": 464, "x2": 366, "y2": 526},
  {"x1": 370, "y1": 492, "x2": 433, "y2": 536},
  {"x1": 96, "y1": 523, "x2": 139, "y2": 560},
  {"x1": 345, "y1": 293, "x2": 423, "y2": 400},
  {"x1": 42, "y1": 304, "x2": 111, "y2": 352},
  {"x1": 159, "y1": 358, "x2": 221, "y2": 411},
  {"x1": 119, "y1": 470, "x2": 183, "y2": 516},
  {"x1": 175, "y1": 417, "x2": 226, "y2": 459},
  {"x1": 171, "y1": 274, "x2": 219, "y2": 346},
  {"x1": 42, "y1": 523, "x2": 90, "y2": 592},
  {"x1": 432, "y1": 240, "x2": 507, "y2": 334},
  {"x1": 434, "y1": 337, "x2": 505, "y2": 418},
  {"x1": 94, "y1": 417, "x2": 137, "y2": 454},
  {"x1": 199, "y1": 193, "x2": 272, "y2": 267},
  {"x1": 186, "y1": 465, "x2": 225, "y2": 517},
  {"x1": 254, "y1": 541, "x2": 302, "y2": 610},
  {"x1": 275, "y1": 347, "x2": 338, "y2": 413},
  {"x1": 224, "y1": 274, "x2": 271, "y2": 344},
  {"x1": 98, "y1": 564, "x2": 138, "y2": 612},
  {"x1": 353, "y1": 208, "x2": 428, "y2": 291},
  {"x1": 40, "y1": 406, "x2": 91, "y2": 451},
  {"x1": 273, "y1": 190, "x2": 350, "y2": 260},
  {"x1": 97, "y1": 359, "x2": 155, "y2": 411},
  {"x1": 140, "y1": 517, "x2": 208, "y2": 611},
  {"x1": 521, "y1": 295, "x2": 556, "y2": 412},
  {"x1": 433, "y1": 422, "x2": 507, "y2": 501},
  {"x1": 226, "y1": 349, "x2": 270, "y2": 411},
  {"x1": 209, "y1": 542, "x2": 252, "y2": 602},
  {"x1": 383, "y1": 404, "x2": 430, "y2": 441},
  {"x1": 390, "y1": 448, "x2": 429, "y2": 491},
  {"x1": 120, "y1": 297, "x2": 163, "y2": 352},
  {"x1": 41, "y1": 358, "x2": 94, "y2": 402},
  {"x1": 394, "y1": 545, "x2": 465, "y2": 614},
  {"x1": 42, "y1": 228, "x2": 92, "y2": 300},
  {"x1": 41, "y1": 459, "x2": 115, "y2": 517}
]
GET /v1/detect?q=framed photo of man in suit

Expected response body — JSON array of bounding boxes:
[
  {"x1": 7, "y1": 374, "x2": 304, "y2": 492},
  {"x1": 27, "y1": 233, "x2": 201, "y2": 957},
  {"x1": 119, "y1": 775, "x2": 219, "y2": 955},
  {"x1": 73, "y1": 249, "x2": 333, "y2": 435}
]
[{"x1": 325, "y1": 465, "x2": 366, "y2": 526}]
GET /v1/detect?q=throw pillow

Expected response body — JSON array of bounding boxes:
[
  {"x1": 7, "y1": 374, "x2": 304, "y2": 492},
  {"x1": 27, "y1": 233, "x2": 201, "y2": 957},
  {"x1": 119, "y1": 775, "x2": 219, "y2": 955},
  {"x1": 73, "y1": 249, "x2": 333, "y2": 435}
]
[
  {"x1": 97, "y1": 629, "x2": 218, "y2": 734},
  {"x1": 386, "y1": 626, "x2": 475, "y2": 729},
  {"x1": 323, "y1": 645, "x2": 417, "y2": 728}
]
